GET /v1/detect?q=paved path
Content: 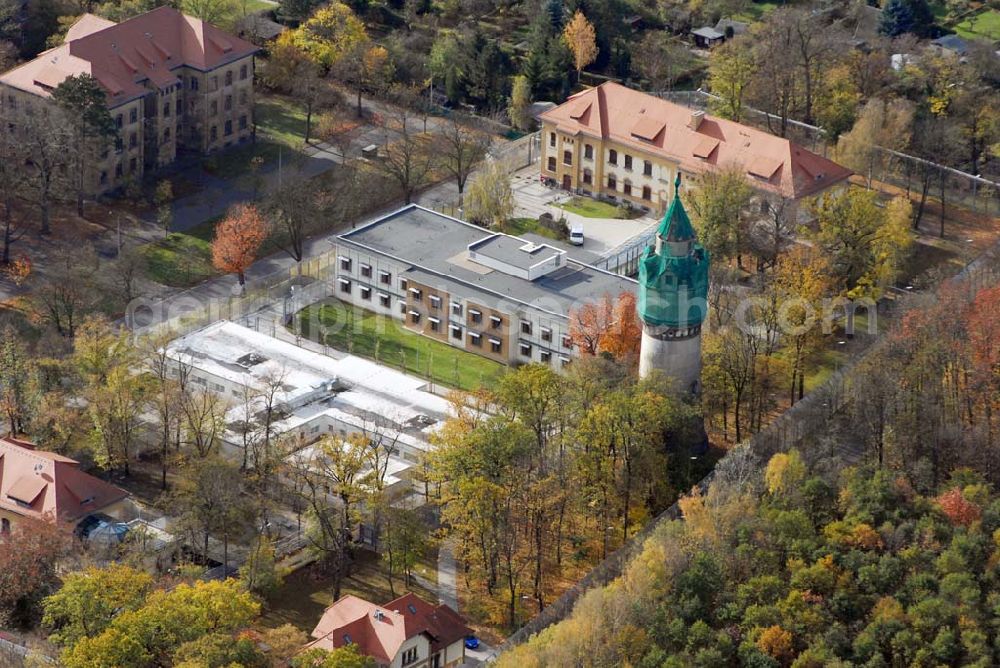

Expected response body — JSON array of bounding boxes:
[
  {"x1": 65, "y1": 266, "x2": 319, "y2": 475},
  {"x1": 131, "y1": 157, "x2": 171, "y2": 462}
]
[{"x1": 438, "y1": 538, "x2": 459, "y2": 612}]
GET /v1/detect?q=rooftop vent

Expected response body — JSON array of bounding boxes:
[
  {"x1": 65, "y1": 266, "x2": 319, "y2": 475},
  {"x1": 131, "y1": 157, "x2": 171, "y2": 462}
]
[{"x1": 235, "y1": 352, "x2": 268, "y2": 368}]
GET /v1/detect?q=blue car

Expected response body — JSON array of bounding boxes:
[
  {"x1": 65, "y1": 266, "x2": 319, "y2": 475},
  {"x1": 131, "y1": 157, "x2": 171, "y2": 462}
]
[{"x1": 465, "y1": 635, "x2": 480, "y2": 650}]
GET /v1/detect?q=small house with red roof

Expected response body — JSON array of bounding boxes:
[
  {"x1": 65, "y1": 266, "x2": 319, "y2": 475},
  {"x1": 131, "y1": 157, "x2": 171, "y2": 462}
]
[
  {"x1": 539, "y1": 81, "x2": 851, "y2": 215},
  {"x1": 0, "y1": 436, "x2": 128, "y2": 535},
  {"x1": 306, "y1": 592, "x2": 471, "y2": 668}
]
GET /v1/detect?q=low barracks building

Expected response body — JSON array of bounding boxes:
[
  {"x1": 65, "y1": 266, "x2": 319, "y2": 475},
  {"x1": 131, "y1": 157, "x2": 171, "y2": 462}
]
[
  {"x1": 539, "y1": 82, "x2": 852, "y2": 215},
  {"x1": 0, "y1": 7, "x2": 258, "y2": 195},
  {"x1": 332, "y1": 205, "x2": 636, "y2": 369}
]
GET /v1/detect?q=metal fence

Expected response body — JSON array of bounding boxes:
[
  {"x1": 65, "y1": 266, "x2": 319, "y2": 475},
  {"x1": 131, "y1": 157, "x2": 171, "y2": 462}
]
[
  {"x1": 128, "y1": 249, "x2": 340, "y2": 341},
  {"x1": 490, "y1": 131, "x2": 541, "y2": 171}
]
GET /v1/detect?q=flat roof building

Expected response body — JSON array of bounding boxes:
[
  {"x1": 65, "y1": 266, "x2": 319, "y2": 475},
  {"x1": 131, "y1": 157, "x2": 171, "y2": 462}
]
[
  {"x1": 165, "y1": 321, "x2": 452, "y2": 508},
  {"x1": 332, "y1": 205, "x2": 637, "y2": 369}
]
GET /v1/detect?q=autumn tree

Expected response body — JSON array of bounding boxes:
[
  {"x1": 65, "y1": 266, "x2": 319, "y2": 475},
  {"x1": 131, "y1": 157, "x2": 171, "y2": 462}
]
[
  {"x1": 42, "y1": 564, "x2": 154, "y2": 648},
  {"x1": 572, "y1": 292, "x2": 643, "y2": 364},
  {"x1": 73, "y1": 316, "x2": 146, "y2": 474},
  {"x1": 287, "y1": 433, "x2": 372, "y2": 599},
  {"x1": 771, "y1": 248, "x2": 830, "y2": 403},
  {"x1": 562, "y1": 10, "x2": 597, "y2": 78},
  {"x1": 290, "y1": 2, "x2": 368, "y2": 70},
  {"x1": 61, "y1": 579, "x2": 260, "y2": 668},
  {"x1": 173, "y1": 457, "x2": 252, "y2": 571},
  {"x1": 568, "y1": 292, "x2": 613, "y2": 356},
  {"x1": 334, "y1": 41, "x2": 393, "y2": 118},
  {"x1": 686, "y1": 166, "x2": 754, "y2": 266},
  {"x1": 0, "y1": 328, "x2": 40, "y2": 435},
  {"x1": 508, "y1": 74, "x2": 533, "y2": 131},
  {"x1": 707, "y1": 37, "x2": 756, "y2": 122},
  {"x1": 809, "y1": 189, "x2": 913, "y2": 299},
  {"x1": 211, "y1": 203, "x2": 269, "y2": 289},
  {"x1": 837, "y1": 97, "x2": 915, "y2": 187},
  {"x1": 0, "y1": 517, "x2": 72, "y2": 628},
  {"x1": 465, "y1": 159, "x2": 514, "y2": 229},
  {"x1": 294, "y1": 645, "x2": 377, "y2": 668},
  {"x1": 634, "y1": 32, "x2": 695, "y2": 93},
  {"x1": 382, "y1": 508, "x2": 428, "y2": 595}
]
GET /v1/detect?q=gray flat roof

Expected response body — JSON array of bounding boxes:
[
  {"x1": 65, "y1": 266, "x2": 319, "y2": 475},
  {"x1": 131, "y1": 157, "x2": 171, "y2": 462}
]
[
  {"x1": 468, "y1": 234, "x2": 562, "y2": 271},
  {"x1": 339, "y1": 206, "x2": 636, "y2": 319}
]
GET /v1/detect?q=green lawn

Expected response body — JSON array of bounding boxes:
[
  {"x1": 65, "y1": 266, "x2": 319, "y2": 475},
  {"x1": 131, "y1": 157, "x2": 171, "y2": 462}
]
[
  {"x1": 507, "y1": 217, "x2": 563, "y2": 240},
  {"x1": 953, "y1": 10, "x2": 1000, "y2": 40},
  {"x1": 297, "y1": 301, "x2": 506, "y2": 391},
  {"x1": 139, "y1": 215, "x2": 223, "y2": 287},
  {"x1": 242, "y1": 0, "x2": 277, "y2": 13},
  {"x1": 203, "y1": 96, "x2": 309, "y2": 179},
  {"x1": 557, "y1": 196, "x2": 639, "y2": 219},
  {"x1": 141, "y1": 231, "x2": 217, "y2": 287},
  {"x1": 733, "y1": 1, "x2": 778, "y2": 22}
]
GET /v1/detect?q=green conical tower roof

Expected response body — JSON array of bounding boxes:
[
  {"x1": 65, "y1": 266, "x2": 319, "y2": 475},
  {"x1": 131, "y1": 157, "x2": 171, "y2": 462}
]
[
  {"x1": 637, "y1": 175, "x2": 710, "y2": 328},
  {"x1": 657, "y1": 175, "x2": 697, "y2": 244}
]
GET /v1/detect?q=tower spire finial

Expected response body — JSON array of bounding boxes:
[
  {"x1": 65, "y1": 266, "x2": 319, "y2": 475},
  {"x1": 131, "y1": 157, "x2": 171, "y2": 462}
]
[{"x1": 674, "y1": 172, "x2": 682, "y2": 195}]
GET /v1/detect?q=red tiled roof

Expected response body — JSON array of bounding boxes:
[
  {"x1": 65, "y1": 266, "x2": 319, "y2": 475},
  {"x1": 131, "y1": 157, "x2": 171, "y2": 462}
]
[
  {"x1": 0, "y1": 7, "x2": 259, "y2": 104},
  {"x1": 306, "y1": 592, "x2": 470, "y2": 662},
  {"x1": 0, "y1": 437, "x2": 127, "y2": 523},
  {"x1": 539, "y1": 82, "x2": 852, "y2": 200}
]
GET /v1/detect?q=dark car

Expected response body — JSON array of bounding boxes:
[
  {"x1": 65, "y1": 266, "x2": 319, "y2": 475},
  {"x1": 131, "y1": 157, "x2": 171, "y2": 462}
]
[{"x1": 465, "y1": 635, "x2": 480, "y2": 650}]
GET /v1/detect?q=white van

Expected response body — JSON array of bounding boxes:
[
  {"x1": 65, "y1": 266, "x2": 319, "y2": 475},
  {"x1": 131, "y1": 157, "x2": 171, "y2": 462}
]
[{"x1": 569, "y1": 223, "x2": 584, "y2": 246}]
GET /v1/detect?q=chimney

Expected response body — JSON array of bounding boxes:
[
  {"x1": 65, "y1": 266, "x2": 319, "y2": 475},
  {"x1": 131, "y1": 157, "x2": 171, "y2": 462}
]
[
  {"x1": 688, "y1": 110, "x2": 705, "y2": 131},
  {"x1": 374, "y1": 610, "x2": 384, "y2": 621}
]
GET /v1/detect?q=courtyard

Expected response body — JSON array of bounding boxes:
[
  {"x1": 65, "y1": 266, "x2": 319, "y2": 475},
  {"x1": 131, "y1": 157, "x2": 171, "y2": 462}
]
[{"x1": 295, "y1": 300, "x2": 506, "y2": 392}]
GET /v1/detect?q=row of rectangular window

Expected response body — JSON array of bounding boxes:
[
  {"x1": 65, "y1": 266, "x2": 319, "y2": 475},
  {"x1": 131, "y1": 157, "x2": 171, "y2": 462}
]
[
  {"x1": 337, "y1": 280, "x2": 573, "y2": 363},
  {"x1": 186, "y1": 64, "x2": 249, "y2": 92}
]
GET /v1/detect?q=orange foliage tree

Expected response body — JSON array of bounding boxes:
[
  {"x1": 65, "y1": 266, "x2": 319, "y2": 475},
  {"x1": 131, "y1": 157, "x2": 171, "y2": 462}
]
[
  {"x1": 967, "y1": 284, "x2": 1000, "y2": 396},
  {"x1": 211, "y1": 204, "x2": 269, "y2": 288},
  {"x1": 0, "y1": 516, "x2": 72, "y2": 625},
  {"x1": 936, "y1": 488, "x2": 981, "y2": 527},
  {"x1": 568, "y1": 292, "x2": 641, "y2": 363}
]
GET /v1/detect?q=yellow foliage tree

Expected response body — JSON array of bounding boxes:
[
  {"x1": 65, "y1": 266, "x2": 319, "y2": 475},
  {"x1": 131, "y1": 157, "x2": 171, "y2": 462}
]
[
  {"x1": 563, "y1": 10, "x2": 598, "y2": 76},
  {"x1": 290, "y1": 2, "x2": 369, "y2": 70},
  {"x1": 756, "y1": 625, "x2": 794, "y2": 663},
  {"x1": 764, "y1": 450, "x2": 806, "y2": 497}
]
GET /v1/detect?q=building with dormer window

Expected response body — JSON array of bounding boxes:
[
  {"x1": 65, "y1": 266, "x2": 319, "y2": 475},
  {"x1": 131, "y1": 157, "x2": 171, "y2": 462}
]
[
  {"x1": 0, "y1": 7, "x2": 258, "y2": 195},
  {"x1": 539, "y1": 82, "x2": 851, "y2": 215}
]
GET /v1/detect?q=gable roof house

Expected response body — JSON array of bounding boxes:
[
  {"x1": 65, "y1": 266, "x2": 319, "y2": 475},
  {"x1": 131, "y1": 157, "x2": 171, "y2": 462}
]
[
  {"x1": 0, "y1": 436, "x2": 127, "y2": 534},
  {"x1": 0, "y1": 7, "x2": 259, "y2": 195},
  {"x1": 306, "y1": 593, "x2": 471, "y2": 668},
  {"x1": 539, "y1": 82, "x2": 851, "y2": 216}
]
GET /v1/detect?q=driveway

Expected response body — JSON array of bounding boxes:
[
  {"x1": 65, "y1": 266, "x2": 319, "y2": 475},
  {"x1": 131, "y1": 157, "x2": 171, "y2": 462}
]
[{"x1": 509, "y1": 166, "x2": 658, "y2": 257}]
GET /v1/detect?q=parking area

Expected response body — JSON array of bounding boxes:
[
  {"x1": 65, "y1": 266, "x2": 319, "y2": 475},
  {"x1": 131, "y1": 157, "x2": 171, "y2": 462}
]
[{"x1": 509, "y1": 167, "x2": 658, "y2": 258}]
